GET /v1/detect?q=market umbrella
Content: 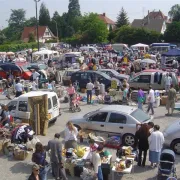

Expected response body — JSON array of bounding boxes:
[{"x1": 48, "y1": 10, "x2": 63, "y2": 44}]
[
  {"x1": 141, "y1": 59, "x2": 156, "y2": 64},
  {"x1": 0, "y1": 63, "x2": 22, "y2": 72}
]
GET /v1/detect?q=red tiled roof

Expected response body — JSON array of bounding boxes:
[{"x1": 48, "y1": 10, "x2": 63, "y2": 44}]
[
  {"x1": 98, "y1": 13, "x2": 115, "y2": 25},
  {"x1": 21, "y1": 26, "x2": 47, "y2": 40},
  {"x1": 147, "y1": 11, "x2": 167, "y2": 20}
]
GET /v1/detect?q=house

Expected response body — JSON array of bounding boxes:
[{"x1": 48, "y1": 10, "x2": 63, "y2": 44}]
[
  {"x1": 98, "y1": 13, "x2": 115, "y2": 30},
  {"x1": 21, "y1": 26, "x2": 56, "y2": 43},
  {"x1": 131, "y1": 10, "x2": 169, "y2": 34}
]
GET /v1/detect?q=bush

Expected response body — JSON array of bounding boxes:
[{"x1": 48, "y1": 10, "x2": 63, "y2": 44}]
[{"x1": 0, "y1": 42, "x2": 41, "y2": 52}]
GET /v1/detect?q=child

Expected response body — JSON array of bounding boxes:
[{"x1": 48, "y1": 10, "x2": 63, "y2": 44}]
[{"x1": 89, "y1": 139, "x2": 98, "y2": 152}]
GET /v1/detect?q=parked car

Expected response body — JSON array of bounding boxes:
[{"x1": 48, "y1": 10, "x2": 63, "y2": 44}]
[
  {"x1": 7, "y1": 91, "x2": 61, "y2": 123},
  {"x1": 70, "y1": 105, "x2": 153, "y2": 146},
  {"x1": 163, "y1": 120, "x2": 180, "y2": 155},
  {"x1": 62, "y1": 69, "x2": 80, "y2": 86},
  {"x1": 0, "y1": 63, "x2": 32, "y2": 80},
  {"x1": 26, "y1": 63, "x2": 48, "y2": 71},
  {"x1": 71, "y1": 70, "x2": 113, "y2": 90},
  {"x1": 98, "y1": 69, "x2": 129, "y2": 83},
  {"x1": 129, "y1": 69, "x2": 179, "y2": 90}
]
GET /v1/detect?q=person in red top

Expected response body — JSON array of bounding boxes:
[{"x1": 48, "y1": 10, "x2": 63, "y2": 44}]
[{"x1": 67, "y1": 83, "x2": 76, "y2": 109}]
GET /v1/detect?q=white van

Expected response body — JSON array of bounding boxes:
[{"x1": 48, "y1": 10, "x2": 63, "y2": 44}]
[
  {"x1": 7, "y1": 91, "x2": 60, "y2": 122},
  {"x1": 80, "y1": 46, "x2": 98, "y2": 53}
]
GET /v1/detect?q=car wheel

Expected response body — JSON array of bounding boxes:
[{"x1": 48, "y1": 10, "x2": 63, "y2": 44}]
[
  {"x1": 171, "y1": 139, "x2": 180, "y2": 155},
  {"x1": 73, "y1": 124, "x2": 81, "y2": 131},
  {"x1": 122, "y1": 134, "x2": 135, "y2": 146}
]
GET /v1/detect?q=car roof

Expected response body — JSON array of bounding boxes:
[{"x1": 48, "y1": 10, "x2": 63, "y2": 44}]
[
  {"x1": 99, "y1": 105, "x2": 137, "y2": 114},
  {"x1": 65, "y1": 69, "x2": 80, "y2": 72},
  {"x1": 17, "y1": 91, "x2": 56, "y2": 98}
]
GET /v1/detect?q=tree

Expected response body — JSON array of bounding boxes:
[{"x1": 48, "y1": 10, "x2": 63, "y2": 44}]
[
  {"x1": 114, "y1": 25, "x2": 161, "y2": 45},
  {"x1": 0, "y1": 31, "x2": 6, "y2": 45},
  {"x1": 39, "y1": 2, "x2": 51, "y2": 26},
  {"x1": 116, "y1": 7, "x2": 129, "y2": 28},
  {"x1": 80, "y1": 13, "x2": 108, "y2": 43},
  {"x1": 24, "y1": 17, "x2": 36, "y2": 27},
  {"x1": 164, "y1": 22, "x2": 180, "y2": 42},
  {"x1": 28, "y1": 33, "x2": 35, "y2": 42},
  {"x1": 8, "y1": 9, "x2": 26, "y2": 40},
  {"x1": 168, "y1": 4, "x2": 180, "y2": 22},
  {"x1": 68, "y1": 0, "x2": 81, "y2": 17}
]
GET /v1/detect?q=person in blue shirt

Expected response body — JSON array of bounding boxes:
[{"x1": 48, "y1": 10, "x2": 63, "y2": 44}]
[{"x1": 32, "y1": 142, "x2": 48, "y2": 180}]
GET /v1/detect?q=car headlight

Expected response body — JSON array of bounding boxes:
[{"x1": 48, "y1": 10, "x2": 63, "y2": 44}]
[{"x1": 163, "y1": 132, "x2": 168, "y2": 138}]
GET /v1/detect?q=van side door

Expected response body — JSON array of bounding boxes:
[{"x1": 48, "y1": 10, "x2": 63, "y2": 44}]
[{"x1": 52, "y1": 95, "x2": 59, "y2": 118}]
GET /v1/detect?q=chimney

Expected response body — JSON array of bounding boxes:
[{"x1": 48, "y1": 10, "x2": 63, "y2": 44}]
[{"x1": 103, "y1": 13, "x2": 106, "y2": 17}]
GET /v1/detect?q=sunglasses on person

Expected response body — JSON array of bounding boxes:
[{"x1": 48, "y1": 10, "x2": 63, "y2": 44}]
[{"x1": 34, "y1": 169, "x2": 39, "y2": 172}]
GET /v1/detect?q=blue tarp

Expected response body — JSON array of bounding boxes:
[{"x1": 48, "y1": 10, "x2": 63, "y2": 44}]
[{"x1": 162, "y1": 49, "x2": 180, "y2": 57}]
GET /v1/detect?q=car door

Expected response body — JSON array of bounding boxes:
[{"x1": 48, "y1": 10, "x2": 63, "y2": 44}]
[
  {"x1": 87, "y1": 112, "x2": 108, "y2": 132},
  {"x1": 107, "y1": 112, "x2": 128, "y2": 135},
  {"x1": 8, "y1": 101, "x2": 18, "y2": 118}
]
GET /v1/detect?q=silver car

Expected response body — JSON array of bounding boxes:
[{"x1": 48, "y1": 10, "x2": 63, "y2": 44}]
[
  {"x1": 70, "y1": 105, "x2": 153, "y2": 146},
  {"x1": 163, "y1": 120, "x2": 180, "y2": 155}
]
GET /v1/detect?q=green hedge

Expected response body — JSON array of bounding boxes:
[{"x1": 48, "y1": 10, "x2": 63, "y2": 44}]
[{"x1": 0, "y1": 42, "x2": 40, "y2": 52}]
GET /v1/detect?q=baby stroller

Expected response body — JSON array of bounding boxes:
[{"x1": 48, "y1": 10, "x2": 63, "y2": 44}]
[
  {"x1": 157, "y1": 149, "x2": 177, "y2": 179},
  {"x1": 69, "y1": 94, "x2": 81, "y2": 113}
]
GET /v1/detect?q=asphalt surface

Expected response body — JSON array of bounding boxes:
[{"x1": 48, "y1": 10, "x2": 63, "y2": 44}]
[{"x1": 0, "y1": 94, "x2": 180, "y2": 180}]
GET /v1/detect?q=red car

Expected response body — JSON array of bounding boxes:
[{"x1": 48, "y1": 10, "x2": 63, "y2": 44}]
[{"x1": 0, "y1": 63, "x2": 32, "y2": 80}]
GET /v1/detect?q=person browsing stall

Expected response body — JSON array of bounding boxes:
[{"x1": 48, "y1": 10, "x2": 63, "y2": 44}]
[
  {"x1": 46, "y1": 133, "x2": 68, "y2": 180},
  {"x1": 92, "y1": 144, "x2": 104, "y2": 180},
  {"x1": 86, "y1": 80, "x2": 94, "y2": 104},
  {"x1": 32, "y1": 142, "x2": 48, "y2": 180},
  {"x1": 15, "y1": 78, "x2": 24, "y2": 97},
  {"x1": 64, "y1": 121, "x2": 78, "y2": 149}
]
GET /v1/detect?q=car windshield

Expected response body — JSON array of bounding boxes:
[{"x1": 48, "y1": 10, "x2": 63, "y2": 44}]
[
  {"x1": 130, "y1": 109, "x2": 150, "y2": 122},
  {"x1": 97, "y1": 72, "x2": 111, "y2": 80},
  {"x1": 21, "y1": 65, "x2": 29, "y2": 72},
  {"x1": 83, "y1": 109, "x2": 100, "y2": 118}
]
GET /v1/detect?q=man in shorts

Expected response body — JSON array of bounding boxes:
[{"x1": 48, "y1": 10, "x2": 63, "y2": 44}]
[{"x1": 166, "y1": 84, "x2": 177, "y2": 116}]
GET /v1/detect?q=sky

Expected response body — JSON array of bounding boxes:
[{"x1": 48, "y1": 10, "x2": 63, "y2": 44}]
[{"x1": 0, "y1": 0, "x2": 180, "y2": 28}]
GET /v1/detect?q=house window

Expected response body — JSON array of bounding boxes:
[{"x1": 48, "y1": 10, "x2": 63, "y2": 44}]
[{"x1": 45, "y1": 32, "x2": 50, "y2": 36}]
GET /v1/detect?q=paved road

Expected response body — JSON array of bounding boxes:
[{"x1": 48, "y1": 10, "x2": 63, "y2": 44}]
[{"x1": 0, "y1": 94, "x2": 180, "y2": 180}]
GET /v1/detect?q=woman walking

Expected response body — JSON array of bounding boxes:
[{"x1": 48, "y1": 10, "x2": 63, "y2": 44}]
[
  {"x1": 32, "y1": 142, "x2": 48, "y2": 180},
  {"x1": 134, "y1": 124, "x2": 150, "y2": 166},
  {"x1": 148, "y1": 125, "x2": 164, "y2": 168}
]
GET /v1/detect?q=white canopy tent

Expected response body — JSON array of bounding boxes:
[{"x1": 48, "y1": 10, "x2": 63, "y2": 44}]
[{"x1": 131, "y1": 43, "x2": 149, "y2": 52}]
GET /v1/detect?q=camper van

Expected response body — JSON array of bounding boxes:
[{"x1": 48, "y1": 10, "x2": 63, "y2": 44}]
[
  {"x1": 7, "y1": 91, "x2": 60, "y2": 123},
  {"x1": 129, "y1": 70, "x2": 179, "y2": 90},
  {"x1": 112, "y1": 43, "x2": 129, "y2": 52},
  {"x1": 80, "y1": 46, "x2": 98, "y2": 53}
]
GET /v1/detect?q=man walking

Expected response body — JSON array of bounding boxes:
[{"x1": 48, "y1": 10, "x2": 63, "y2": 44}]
[
  {"x1": 164, "y1": 73, "x2": 172, "y2": 93},
  {"x1": 166, "y1": 84, "x2": 177, "y2": 116},
  {"x1": 46, "y1": 133, "x2": 68, "y2": 180},
  {"x1": 86, "y1": 80, "x2": 94, "y2": 104},
  {"x1": 147, "y1": 86, "x2": 155, "y2": 115}
]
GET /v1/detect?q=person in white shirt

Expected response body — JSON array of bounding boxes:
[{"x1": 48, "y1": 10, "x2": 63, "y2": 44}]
[
  {"x1": 164, "y1": 73, "x2": 172, "y2": 93},
  {"x1": 86, "y1": 80, "x2": 94, "y2": 104},
  {"x1": 32, "y1": 69, "x2": 40, "y2": 87},
  {"x1": 148, "y1": 125, "x2": 164, "y2": 167},
  {"x1": 92, "y1": 144, "x2": 104, "y2": 180},
  {"x1": 147, "y1": 86, "x2": 155, "y2": 115},
  {"x1": 64, "y1": 121, "x2": 78, "y2": 149},
  {"x1": 15, "y1": 79, "x2": 24, "y2": 97}
]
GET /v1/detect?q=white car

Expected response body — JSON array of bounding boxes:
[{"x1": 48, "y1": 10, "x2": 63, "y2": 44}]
[
  {"x1": 163, "y1": 120, "x2": 180, "y2": 155},
  {"x1": 71, "y1": 105, "x2": 153, "y2": 146}
]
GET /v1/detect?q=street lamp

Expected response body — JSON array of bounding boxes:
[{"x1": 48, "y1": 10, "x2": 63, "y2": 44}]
[
  {"x1": 34, "y1": 0, "x2": 40, "y2": 51},
  {"x1": 53, "y1": 20, "x2": 59, "y2": 43}
]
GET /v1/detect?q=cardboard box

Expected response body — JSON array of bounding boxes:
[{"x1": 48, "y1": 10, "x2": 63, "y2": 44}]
[{"x1": 161, "y1": 96, "x2": 168, "y2": 106}]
